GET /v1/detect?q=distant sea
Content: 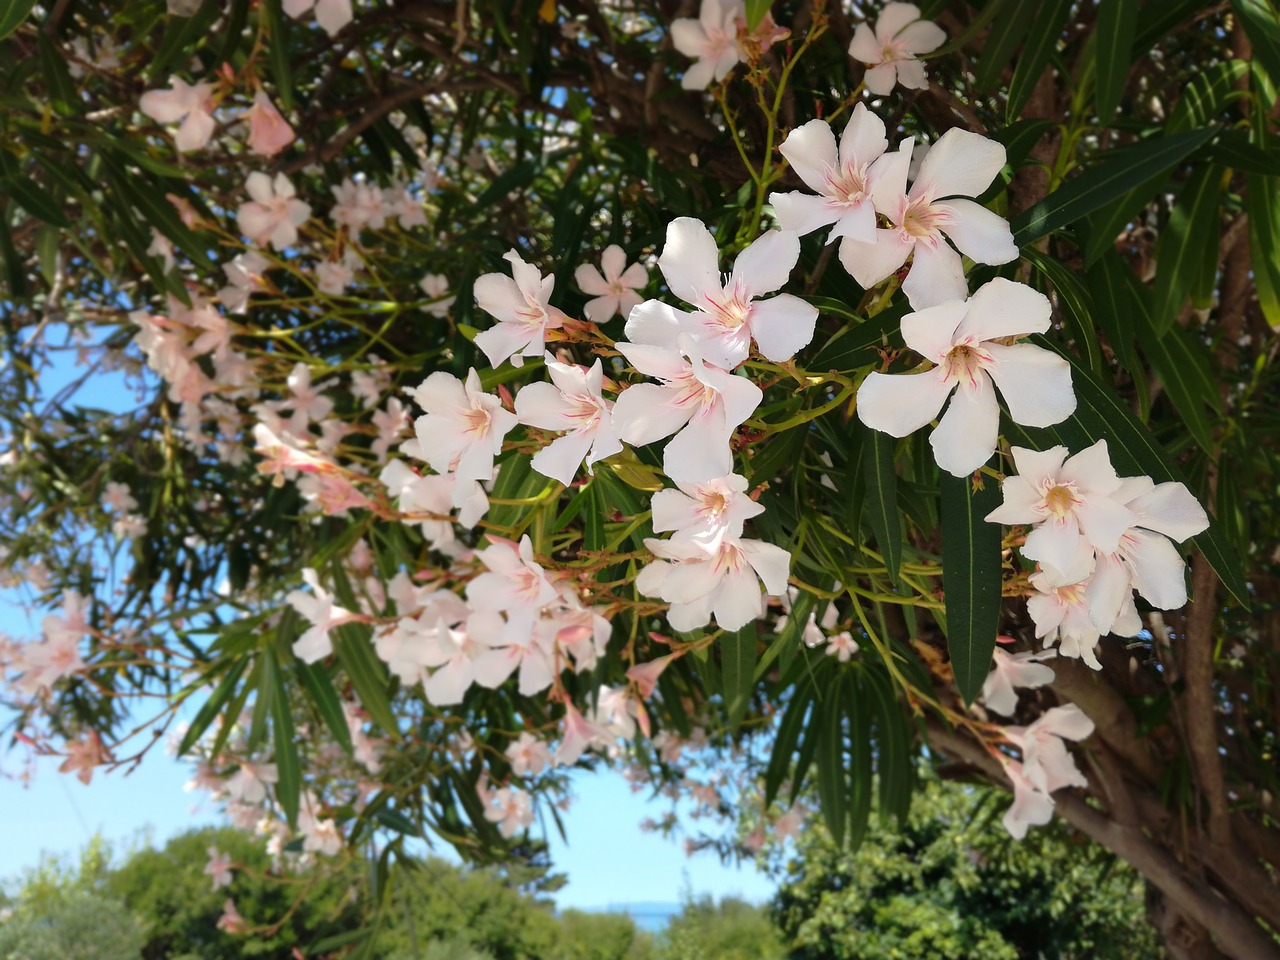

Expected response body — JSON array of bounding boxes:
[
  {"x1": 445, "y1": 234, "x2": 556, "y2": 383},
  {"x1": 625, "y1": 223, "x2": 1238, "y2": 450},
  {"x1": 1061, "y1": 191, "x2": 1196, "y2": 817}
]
[{"x1": 576, "y1": 901, "x2": 682, "y2": 933}]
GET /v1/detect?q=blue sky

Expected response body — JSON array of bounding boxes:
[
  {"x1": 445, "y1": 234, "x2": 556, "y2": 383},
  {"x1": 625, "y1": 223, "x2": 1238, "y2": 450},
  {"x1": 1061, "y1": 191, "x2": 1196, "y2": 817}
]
[{"x1": 0, "y1": 326, "x2": 775, "y2": 909}]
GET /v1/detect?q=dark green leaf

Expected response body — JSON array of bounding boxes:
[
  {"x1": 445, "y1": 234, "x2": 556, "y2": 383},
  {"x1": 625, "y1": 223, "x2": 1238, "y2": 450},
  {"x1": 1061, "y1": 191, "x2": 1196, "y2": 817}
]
[
  {"x1": 176, "y1": 658, "x2": 249, "y2": 756},
  {"x1": 1022, "y1": 247, "x2": 1103, "y2": 374},
  {"x1": 102, "y1": 157, "x2": 217, "y2": 273},
  {"x1": 764, "y1": 687, "x2": 813, "y2": 807},
  {"x1": 1166, "y1": 60, "x2": 1249, "y2": 133},
  {"x1": 37, "y1": 32, "x2": 78, "y2": 116},
  {"x1": 1205, "y1": 128, "x2": 1280, "y2": 176},
  {"x1": 2, "y1": 170, "x2": 70, "y2": 228},
  {"x1": 1013, "y1": 127, "x2": 1217, "y2": 246},
  {"x1": 334, "y1": 623, "x2": 400, "y2": 737},
  {"x1": 1247, "y1": 173, "x2": 1280, "y2": 328},
  {"x1": 1232, "y1": 0, "x2": 1280, "y2": 90},
  {"x1": 720, "y1": 624, "x2": 758, "y2": 730},
  {"x1": 939, "y1": 472, "x2": 1002, "y2": 705},
  {"x1": 861, "y1": 426, "x2": 902, "y2": 588},
  {"x1": 1151, "y1": 165, "x2": 1221, "y2": 335},
  {"x1": 267, "y1": 654, "x2": 301, "y2": 828},
  {"x1": 296, "y1": 660, "x2": 354, "y2": 755},
  {"x1": 1007, "y1": 0, "x2": 1070, "y2": 121},
  {"x1": 0, "y1": 0, "x2": 35, "y2": 39},
  {"x1": 150, "y1": 0, "x2": 223, "y2": 78},
  {"x1": 815, "y1": 671, "x2": 849, "y2": 847},
  {"x1": 974, "y1": 1, "x2": 1036, "y2": 92},
  {"x1": 744, "y1": 0, "x2": 771, "y2": 30},
  {"x1": 1085, "y1": 252, "x2": 1150, "y2": 419},
  {"x1": 1094, "y1": 0, "x2": 1139, "y2": 123},
  {"x1": 265, "y1": 0, "x2": 294, "y2": 112}
]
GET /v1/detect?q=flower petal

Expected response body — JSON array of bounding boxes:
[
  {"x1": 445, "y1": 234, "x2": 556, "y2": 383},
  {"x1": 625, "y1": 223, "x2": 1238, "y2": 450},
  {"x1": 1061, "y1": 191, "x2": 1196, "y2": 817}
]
[
  {"x1": 612, "y1": 383, "x2": 693, "y2": 446},
  {"x1": 937, "y1": 199, "x2": 1018, "y2": 265},
  {"x1": 777, "y1": 118, "x2": 839, "y2": 195},
  {"x1": 985, "y1": 342, "x2": 1076, "y2": 428},
  {"x1": 856, "y1": 369, "x2": 953, "y2": 438},
  {"x1": 900, "y1": 299, "x2": 967, "y2": 361},
  {"x1": 1126, "y1": 482, "x2": 1209, "y2": 542},
  {"x1": 732, "y1": 229, "x2": 800, "y2": 299},
  {"x1": 838, "y1": 103, "x2": 889, "y2": 169},
  {"x1": 838, "y1": 229, "x2": 912, "y2": 290},
  {"x1": 956, "y1": 277, "x2": 1052, "y2": 341},
  {"x1": 770, "y1": 190, "x2": 841, "y2": 238},
  {"x1": 574, "y1": 263, "x2": 610, "y2": 296},
  {"x1": 660, "y1": 218, "x2": 721, "y2": 305},
  {"x1": 915, "y1": 128, "x2": 1007, "y2": 200},
  {"x1": 930, "y1": 372, "x2": 1000, "y2": 476},
  {"x1": 902, "y1": 240, "x2": 967, "y2": 309},
  {"x1": 747, "y1": 294, "x2": 819, "y2": 363}
]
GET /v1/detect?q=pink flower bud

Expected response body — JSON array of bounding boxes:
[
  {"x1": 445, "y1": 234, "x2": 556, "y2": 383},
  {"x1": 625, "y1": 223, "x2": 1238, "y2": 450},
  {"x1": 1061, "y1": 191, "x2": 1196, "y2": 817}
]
[{"x1": 246, "y1": 91, "x2": 295, "y2": 158}]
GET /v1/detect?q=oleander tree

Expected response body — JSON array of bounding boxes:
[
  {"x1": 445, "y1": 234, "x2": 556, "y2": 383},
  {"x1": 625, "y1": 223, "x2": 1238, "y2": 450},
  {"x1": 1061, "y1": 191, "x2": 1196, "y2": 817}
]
[{"x1": 1, "y1": 0, "x2": 1278, "y2": 956}]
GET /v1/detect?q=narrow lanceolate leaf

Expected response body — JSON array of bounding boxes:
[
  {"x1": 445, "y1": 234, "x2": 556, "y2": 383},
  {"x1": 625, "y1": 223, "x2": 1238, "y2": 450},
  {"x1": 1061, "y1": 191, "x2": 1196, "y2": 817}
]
[
  {"x1": 1247, "y1": 173, "x2": 1280, "y2": 328},
  {"x1": 177, "y1": 658, "x2": 250, "y2": 756},
  {"x1": 743, "y1": 0, "x2": 772, "y2": 30},
  {"x1": 2, "y1": 172, "x2": 70, "y2": 229},
  {"x1": 1012, "y1": 127, "x2": 1217, "y2": 246},
  {"x1": 102, "y1": 157, "x2": 218, "y2": 273},
  {"x1": 1094, "y1": 0, "x2": 1139, "y2": 123},
  {"x1": 974, "y1": 0, "x2": 1036, "y2": 92},
  {"x1": 296, "y1": 659, "x2": 354, "y2": 755},
  {"x1": 1085, "y1": 252, "x2": 1150, "y2": 419},
  {"x1": 267, "y1": 654, "x2": 301, "y2": 828},
  {"x1": 764, "y1": 687, "x2": 814, "y2": 808},
  {"x1": 939, "y1": 472, "x2": 1002, "y2": 706},
  {"x1": 1166, "y1": 60, "x2": 1249, "y2": 134},
  {"x1": 1007, "y1": 0, "x2": 1070, "y2": 121},
  {"x1": 265, "y1": 0, "x2": 294, "y2": 112},
  {"x1": 816, "y1": 671, "x2": 850, "y2": 847},
  {"x1": 1022, "y1": 247, "x2": 1103, "y2": 374},
  {"x1": 861, "y1": 426, "x2": 903, "y2": 588},
  {"x1": 37, "y1": 32, "x2": 78, "y2": 116},
  {"x1": 1232, "y1": 0, "x2": 1280, "y2": 91},
  {"x1": 720, "y1": 624, "x2": 758, "y2": 730},
  {"x1": 1028, "y1": 335, "x2": 1250, "y2": 607},
  {"x1": 0, "y1": 0, "x2": 36, "y2": 39},
  {"x1": 333, "y1": 622, "x2": 400, "y2": 737},
  {"x1": 1151, "y1": 164, "x2": 1221, "y2": 335}
]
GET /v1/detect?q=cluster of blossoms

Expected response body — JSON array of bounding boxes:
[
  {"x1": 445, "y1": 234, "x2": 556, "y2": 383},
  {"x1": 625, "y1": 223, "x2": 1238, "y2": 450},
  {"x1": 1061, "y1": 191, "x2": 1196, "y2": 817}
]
[{"x1": 986, "y1": 441, "x2": 1210, "y2": 669}]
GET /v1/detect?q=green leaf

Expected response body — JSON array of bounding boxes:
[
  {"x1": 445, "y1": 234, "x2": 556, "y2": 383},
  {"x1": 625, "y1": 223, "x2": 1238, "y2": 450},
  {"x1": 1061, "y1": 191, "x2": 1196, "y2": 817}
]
[
  {"x1": 102, "y1": 157, "x2": 217, "y2": 273},
  {"x1": 1007, "y1": 0, "x2": 1070, "y2": 121},
  {"x1": 764, "y1": 687, "x2": 813, "y2": 808},
  {"x1": 974, "y1": 0, "x2": 1035, "y2": 92},
  {"x1": 150, "y1": 0, "x2": 223, "y2": 77},
  {"x1": 1247, "y1": 173, "x2": 1280, "y2": 328},
  {"x1": 1013, "y1": 127, "x2": 1217, "y2": 246},
  {"x1": 267, "y1": 654, "x2": 301, "y2": 828},
  {"x1": 720, "y1": 624, "x2": 758, "y2": 730},
  {"x1": 1166, "y1": 61, "x2": 1249, "y2": 134},
  {"x1": 333, "y1": 623, "x2": 400, "y2": 737},
  {"x1": 1205, "y1": 128, "x2": 1280, "y2": 176},
  {"x1": 1094, "y1": 0, "x2": 1138, "y2": 123},
  {"x1": 296, "y1": 660, "x2": 354, "y2": 755},
  {"x1": 0, "y1": 0, "x2": 35, "y2": 39},
  {"x1": 176, "y1": 658, "x2": 250, "y2": 756},
  {"x1": 37, "y1": 32, "x2": 78, "y2": 116},
  {"x1": 1151, "y1": 164, "x2": 1221, "y2": 335},
  {"x1": 265, "y1": 0, "x2": 294, "y2": 112},
  {"x1": 1232, "y1": 0, "x2": 1280, "y2": 90},
  {"x1": 2, "y1": 169, "x2": 70, "y2": 228},
  {"x1": 1084, "y1": 252, "x2": 1150, "y2": 419},
  {"x1": 1027, "y1": 334, "x2": 1249, "y2": 606},
  {"x1": 861, "y1": 426, "x2": 902, "y2": 588},
  {"x1": 743, "y1": 0, "x2": 771, "y2": 30},
  {"x1": 939, "y1": 472, "x2": 1002, "y2": 706},
  {"x1": 1022, "y1": 247, "x2": 1103, "y2": 375},
  {"x1": 815, "y1": 671, "x2": 849, "y2": 847}
]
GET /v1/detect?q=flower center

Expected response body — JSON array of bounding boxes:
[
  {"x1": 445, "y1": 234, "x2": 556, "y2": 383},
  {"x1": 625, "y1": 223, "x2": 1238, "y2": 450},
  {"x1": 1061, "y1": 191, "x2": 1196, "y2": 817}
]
[
  {"x1": 1053, "y1": 581, "x2": 1087, "y2": 605},
  {"x1": 940, "y1": 342, "x2": 992, "y2": 386},
  {"x1": 608, "y1": 279, "x2": 627, "y2": 296},
  {"x1": 1042, "y1": 484, "x2": 1079, "y2": 519},
  {"x1": 901, "y1": 195, "x2": 946, "y2": 239},
  {"x1": 827, "y1": 164, "x2": 869, "y2": 206},
  {"x1": 461, "y1": 405, "x2": 492, "y2": 436}
]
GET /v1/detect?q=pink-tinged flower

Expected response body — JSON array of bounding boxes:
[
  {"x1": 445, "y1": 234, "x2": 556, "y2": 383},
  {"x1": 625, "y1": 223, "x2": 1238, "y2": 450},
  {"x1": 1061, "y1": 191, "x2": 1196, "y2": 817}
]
[
  {"x1": 626, "y1": 653, "x2": 679, "y2": 699},
  {"x1": 637, "y1": 535, "x2": 791, "y2": 631},
  {"x1": 483, "y1": 785, "x2": 534, "y2": 838},
  {"x1": 574, "y1": 245, "x2": 649, "y2": 322},
  {"x1": 216, "y1": 898, "x2": 248, "y2": 934},
  {"x1": 251, "y1": 423, "x2": 333, "y2": 482},
  {"x1": 626, "y1": 218, "x2": 817, "y2": 370},
  {"x1": 842, "y1": 129, "x2": 1015, "y2": 307},
  {"x1": 204, "y1": 846, "x2": 234, "y2": 890},
  {"x1": 299, "y1": 795, "x2": 343, "y2": 855},
  {"x1": 59, "y1": 731, "x2": 109, "y2": 785},
  {"x1": 650, "y1": 473, "x2": 763, "y2": 551},
  {"x1": 287, "y1": 568, "x2": 359, "y2": 663},
  {"x1": 102, "y1": 481, "x2": 138, "y2": 513},
  {"x1": 848, "y1": 2, "x2": 946, "y2": 96},
  {"x1": 985, "y1": 441, "x2": 1136, "y2": 574},
  {"x1": 222, "y1": 760, "x2": 278, "y2": 804},
  {"x1": 515, "y1": 355, "x2": 622, "y2": 486},
  {"x1": 1026, "y1": 564, "x2": 1105, "y2": 670},
  {"x1": 410, "y1": 369, "x2": 518, "y2": 505},
  {"x1": 419, "y1": 274, "x2": 456, "y2": 318},
  {"x1": 671, "y1": 0, "x2": 743, "y2": 91},
  {"x1": 1004, "y1": 704, "x2": 1094, "y2": 795},
  {"x1": 467, "y1": 536, "x2": 560, "y2": 645},
  {"x1": 506, "y1": 731, "x2": 552, "y2": 777},
  {"x1": 1084, "y1": 476, "x2": 1209, "y2": 633},
  {"x1": 236, "y1": 173, "x2": 311, "y2": 251},
  {"x1": 555, "y1": 700, "x2": 608, "y2": 766},
  {"x1": 856, "y1": 279, "x2": 1075, "y2": 477},
  {"x1": 824, "y1": 631, "x2": 860, "y2": 662},
  {"x1": 244, "y1": 90, "x2": 295, "y2": 157},
  {"x1": 379, "y1": 460, "x2": 458, "y2": 548},
  {"x1": 219, "y1": 251, "x2": 271, "y2": 314},
  {"x1": 771, "y1": 103, "x2": 889, "y2": 248},
  {"x1": 473, "y1": 251, "x2": 568, "y2": 368},
  {"x1": 282, "y1": 0, "x2": 353, "y2": 36},
  {"x1": 611, "y1": 334, "x2": 763, "y2": 483},
  {"x1": 15, "y1": 591, "x2": 89, "y2": 696},
  {"x1": 981, "y1": 647, "x2": 1056, "y2": 717},
  {"x1": 999, "y1": 756, "x2": 1055, "y2": 839},
  {"x1": 139, "y1": 77, "x2": 215, "y2": 152}
]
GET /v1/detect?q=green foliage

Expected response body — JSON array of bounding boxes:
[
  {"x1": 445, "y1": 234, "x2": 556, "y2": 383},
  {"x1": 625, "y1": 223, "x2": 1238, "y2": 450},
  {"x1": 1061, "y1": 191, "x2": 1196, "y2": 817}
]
[
  {"x1": 655, "y1": 896, "x2": 784, "y2": 960},
  {"x1": 0, "y1": 889, "x2": 145, "y2": 960},
  {"x1": 771, "y1": 778, "x2": 1161, "y2": 960}
]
